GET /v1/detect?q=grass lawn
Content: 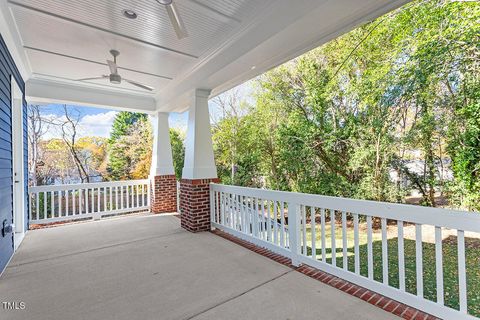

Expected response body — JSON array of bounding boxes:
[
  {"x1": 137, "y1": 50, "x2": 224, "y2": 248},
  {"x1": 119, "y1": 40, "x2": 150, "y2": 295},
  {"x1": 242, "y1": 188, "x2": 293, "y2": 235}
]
[{"x1": 303, "y1": 224, "x2": 480, "y2": 317}]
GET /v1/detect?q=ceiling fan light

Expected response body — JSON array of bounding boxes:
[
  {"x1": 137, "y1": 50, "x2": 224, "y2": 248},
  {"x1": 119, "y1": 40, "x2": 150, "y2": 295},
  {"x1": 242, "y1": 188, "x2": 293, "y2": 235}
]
[
  {"x1": 110, "y1": 74, "x2": 122, "y2": 84},
  {"x1": 156, "y1": 0, "x2": 173, "y2": 5}
]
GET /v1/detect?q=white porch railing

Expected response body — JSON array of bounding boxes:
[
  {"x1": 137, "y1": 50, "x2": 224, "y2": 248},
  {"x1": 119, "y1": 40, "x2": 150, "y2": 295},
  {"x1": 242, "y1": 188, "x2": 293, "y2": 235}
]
[
  {"x1": 29, "y1": 180, "x2": 151, "y2": 225},
  {"x1": 210, "y1": 183, "x2": 480, "y2": 320}
]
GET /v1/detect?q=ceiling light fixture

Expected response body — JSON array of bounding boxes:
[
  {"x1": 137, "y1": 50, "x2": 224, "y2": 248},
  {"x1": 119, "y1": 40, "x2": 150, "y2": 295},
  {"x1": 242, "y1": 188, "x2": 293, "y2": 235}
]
[
  {"x1": 122, "y1": 9, "x2": 137, "y2": 19},
  {"x1": 156, "y1": 0, "x2": 173, "y2": 4}
]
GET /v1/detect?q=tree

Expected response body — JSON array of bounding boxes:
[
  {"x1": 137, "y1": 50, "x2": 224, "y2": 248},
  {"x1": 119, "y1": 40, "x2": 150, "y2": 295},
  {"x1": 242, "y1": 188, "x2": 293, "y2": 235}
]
[
  {"x1": 170, "y1": 129, "x2": 185, "y2": 179},
  {"x1": 29, "y1": 105, "x2": 111, "y2": 184},
  {"x1": 109, "y1": 112, "x2": 147, "y2": 142},
  {"x1": 107, "y1": 112, "x2": 148, "y2": 180},
  {"x1": 38, "y1": 139, "x2": 73, "y2": 184},
  {"x1": 53, "y1": 105, "x2": 91, "y2": 183},
  {"x1": 27, "y1": 104, "x2": 49, "y2": 186},
  {"x1": 106, "y1": 114, "x2": 186, "y2": 181},
  {"x1": 212, "y1": 0, "x2": 480, "y2": 210},
  {"x1": 212, "y1": 89, "x2": 263, "y2": 187},
  {"x1": 76, "y1": 136, "x2": 108, "y2": 179}
]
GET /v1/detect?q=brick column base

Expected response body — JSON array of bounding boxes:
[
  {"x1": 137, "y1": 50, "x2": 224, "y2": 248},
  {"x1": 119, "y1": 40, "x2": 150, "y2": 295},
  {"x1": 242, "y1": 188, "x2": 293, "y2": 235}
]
[
  {"x1": 151, "y1": 175, "x2": 177, "y2": 213},
  {"x1": 180, "y1": 178, "x2": 220, "y2": 232}
]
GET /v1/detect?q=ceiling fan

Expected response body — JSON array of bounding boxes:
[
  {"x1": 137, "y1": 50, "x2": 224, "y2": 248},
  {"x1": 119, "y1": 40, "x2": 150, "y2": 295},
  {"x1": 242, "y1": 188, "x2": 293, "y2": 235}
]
[
  {"x1": 156, "y1": 0, "x2": 188, "y2": 39},
  {"x1": 77, "y1": 50, "x2": 154, "y2": 91}
]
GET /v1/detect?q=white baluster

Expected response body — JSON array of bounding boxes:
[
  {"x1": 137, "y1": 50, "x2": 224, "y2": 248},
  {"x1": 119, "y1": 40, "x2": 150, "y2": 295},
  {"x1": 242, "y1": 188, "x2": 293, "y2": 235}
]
[
  {"x1": 415, "y1": 224, "x2": 423, "y2": 298},
  {"x1": 288, "y1": 202, "x2": 301, "y2": 266},
  {"x1": 267, "y1": 201, "x2": 272, "y2": 242},
  {"x1": 43, "y1": 191, "x2": 47, "y2": 220},
  {"x1": 457, "y1": 230, "x2": 467, "y2": 313},
  {"x1": 367, "y1": 215, "x2": 373, "y2": 280},
  {"x1": 381, "y1": 218, "x2": 388, "y2": 285},
  {"x1": 435, "y1": 226, "x2": 444, "y2": 305},
  {"x1": 398, "y1": 220, "x2": 405, "y2": 291},
  {"x1": 35, "y1": 192, "x2": 39, "y2": 220},
  {"x1": 321, "y1": 208, "x2": 326, "y2": 262},
  {"x1": 58, "y1": 190, "x2": 62, "y2": 217},
  {"x1": 51, "y1": 191, "x2": 55, "y2": 219},
  {"x1": 65, "y1": 190, "x2": 69, "y2": 216},
  {"x1": 104, "y1": 186, "x2": 107, "y2": 211},
  {"x1": 302, "y1": 205, "x2": 307, "y2": 255},
  {"x1": 280, "y1": 202, "x2": 285, "y2": 247},
  {"x1": 138, "y1": 185, "x2": 142, "y2": 208},
  {"x1": 273, "y1": 201, "x2": 278, "y2": 245},
  {"x1": 220, "y1": 192, "x2": 225, "y2": 226},
  {"x1": 331, "y1": 209, "x2": 336, "y2": 266},
  {"x1": 79, "y1": 189, "x2": 83, "y2": 215},
  {"x1": 109, "y1": 186, "x2": 113, "y2": 210},
  {"x1": 311, "y1": 207, "x2": 316, "y2": 259},
  {"x1": 121, "y1": 186, "x2": 124, "y2": 210},
  {"x1": 354, "y1": 213, "x2": 360, "y2": 274},
  {"x1": 342, "y1": 211, "x2": 348, "y2": 270},
  {"x1": 72, "y1": 189, "x2": 76, "y2": 215},
  {"x1": 97, "y1": 188, "x2": 101, "y2": 213},
  {"x1": 90, "y1": 188, "x2": 94, "y2": 214}
]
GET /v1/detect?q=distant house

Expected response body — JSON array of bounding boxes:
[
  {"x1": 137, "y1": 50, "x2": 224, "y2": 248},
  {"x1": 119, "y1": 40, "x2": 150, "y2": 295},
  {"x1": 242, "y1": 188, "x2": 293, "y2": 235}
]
[{"x1": 389, "y1": 158, "x2": 453, "y2": 196}]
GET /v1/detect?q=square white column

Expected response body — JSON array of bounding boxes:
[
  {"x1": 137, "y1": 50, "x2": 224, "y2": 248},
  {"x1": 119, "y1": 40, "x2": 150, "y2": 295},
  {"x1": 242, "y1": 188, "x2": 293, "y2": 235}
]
[
  {"x1": 150, "y1": 112, "x2": 175, "y2": 177},
  {"x1": 182, "y1": 89, "x2": 217, "y2": 179}
]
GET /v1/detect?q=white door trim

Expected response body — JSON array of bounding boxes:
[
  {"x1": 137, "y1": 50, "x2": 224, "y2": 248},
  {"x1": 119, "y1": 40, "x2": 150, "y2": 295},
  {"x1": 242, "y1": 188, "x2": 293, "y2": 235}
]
[{"x1": 11, "y1": 76, "x2": 26, "y2": 251}]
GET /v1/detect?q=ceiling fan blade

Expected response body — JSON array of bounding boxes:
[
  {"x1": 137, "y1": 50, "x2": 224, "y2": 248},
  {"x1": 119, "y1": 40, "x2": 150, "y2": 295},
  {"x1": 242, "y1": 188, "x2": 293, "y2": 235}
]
[
  {"x1": 165, "y1": 2, "x2": 188, "y2": 39},
  {"x1": 123, "y1": 78, "x2": 154, "y2": 91},
  {"x1": 107, "y1": 60, "x2": 118, "y2": 74},
  {"x1": 76, "y1": 75, "x2": 108, "y2": 81}
]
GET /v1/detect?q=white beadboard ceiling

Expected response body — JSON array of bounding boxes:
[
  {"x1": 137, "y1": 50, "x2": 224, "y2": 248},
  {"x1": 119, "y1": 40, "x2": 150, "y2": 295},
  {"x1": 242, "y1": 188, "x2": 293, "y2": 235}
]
[
  {"x1": 8, "y1": 0, "x2": 266, "y2": 95},
  {"x1": 1, "y1": 0, "x2": 411, "y2": 112}
]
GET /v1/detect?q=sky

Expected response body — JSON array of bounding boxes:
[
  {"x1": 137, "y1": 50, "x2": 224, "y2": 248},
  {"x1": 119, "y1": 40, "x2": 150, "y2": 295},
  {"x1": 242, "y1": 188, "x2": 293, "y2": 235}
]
[
  {"x1": 39, "y1": 104, "x2": 189, "y2": 140},
  {"x1": 38, "y1": 80, "x2": 255, "y2": 140}
]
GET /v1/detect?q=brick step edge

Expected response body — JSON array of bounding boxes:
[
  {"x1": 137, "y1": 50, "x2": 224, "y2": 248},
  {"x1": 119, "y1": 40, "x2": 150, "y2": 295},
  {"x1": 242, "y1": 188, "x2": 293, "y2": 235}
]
[{"x1": 211, "y1": 229, "x2": 440, "y2": 320}]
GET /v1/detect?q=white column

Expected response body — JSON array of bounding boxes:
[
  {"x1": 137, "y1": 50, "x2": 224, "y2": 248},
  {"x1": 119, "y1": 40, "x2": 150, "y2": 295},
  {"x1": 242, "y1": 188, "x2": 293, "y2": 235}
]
[
  {"x1": 150, "y1": 112, "x2": 175, "y2": 177},
  {"x1": 182, "y1": 89, "x2": 217, "y2": 179}
]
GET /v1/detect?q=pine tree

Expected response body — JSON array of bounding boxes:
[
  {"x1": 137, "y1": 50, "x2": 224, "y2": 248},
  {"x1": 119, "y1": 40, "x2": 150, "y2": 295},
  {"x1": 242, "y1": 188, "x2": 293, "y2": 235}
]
[
  {"x1": 107, "y1": 112, "x2": 147, "y2": 180},
  {"x1": 109, "y1": 112, "x2": 147, "y2": 143}
]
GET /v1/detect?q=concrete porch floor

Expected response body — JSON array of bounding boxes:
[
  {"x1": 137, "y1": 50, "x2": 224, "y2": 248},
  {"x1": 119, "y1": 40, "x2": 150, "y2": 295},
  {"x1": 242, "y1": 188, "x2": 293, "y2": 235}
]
[{"x1": 0, "y1": 214, "x2": 398, "y2": 320}]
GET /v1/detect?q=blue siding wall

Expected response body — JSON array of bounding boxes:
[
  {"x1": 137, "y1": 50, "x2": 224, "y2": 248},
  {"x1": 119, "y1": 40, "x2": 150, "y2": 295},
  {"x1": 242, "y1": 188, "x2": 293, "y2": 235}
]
[{"x1": 0, "y1": 34, "x2": 27, "y2": 273}]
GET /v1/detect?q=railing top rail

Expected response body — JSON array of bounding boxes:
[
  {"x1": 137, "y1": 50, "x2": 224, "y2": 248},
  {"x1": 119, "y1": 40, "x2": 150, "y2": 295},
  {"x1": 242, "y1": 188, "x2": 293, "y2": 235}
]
[
  {"x1": 210, "y1": 183, "x2": 480, "y2": 233},
  {"x1": 30, "y1": 179, "x2": 150, "y2": 193}
]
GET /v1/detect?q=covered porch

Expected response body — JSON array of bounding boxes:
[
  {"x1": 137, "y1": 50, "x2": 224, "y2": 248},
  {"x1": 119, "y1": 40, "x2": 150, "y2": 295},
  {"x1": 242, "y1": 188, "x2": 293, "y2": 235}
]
[{"x1": 1, "y1": 0, "x2": 479, "y2": 319}]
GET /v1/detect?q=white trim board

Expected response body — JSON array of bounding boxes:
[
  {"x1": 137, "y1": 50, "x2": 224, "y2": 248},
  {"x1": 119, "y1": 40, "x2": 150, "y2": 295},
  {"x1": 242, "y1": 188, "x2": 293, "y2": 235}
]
[
  {"x1": 0, "y1": 1, "x2": 31, "y2": 79},
  {"x1": 11, "y1": 75, "x2": 26, "y2": 251}
]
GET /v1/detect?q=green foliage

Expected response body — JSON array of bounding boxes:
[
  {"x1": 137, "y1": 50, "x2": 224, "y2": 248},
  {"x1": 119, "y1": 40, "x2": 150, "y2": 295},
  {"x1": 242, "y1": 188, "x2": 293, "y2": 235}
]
[
  {"x1": 106, "y1": 113, "x2": 186, "y2": 181},
  {"x1": 170, "y1": 129, "x2": 185, "y2": 179},
  {"x1": 107, "y1": 112, "x2": 148, "y2": 180},
  {"x1": 213, "y1": 117, "x2": 260, "y2": 186},
  {"x1": 35, "y1": 108, "x2": 186, "y2": 183},
  {"x1": 212, "y1": 0, "x2": 480, "y2": 209},
  {"x1": 447, "y1": 92, "x2": 480, "y2": 210},
  {"x1": 109, "y1": 112, "x2": 147, "y2": 143}
]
